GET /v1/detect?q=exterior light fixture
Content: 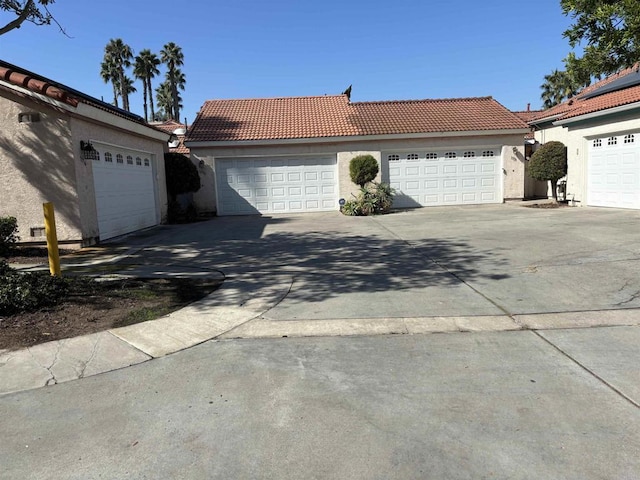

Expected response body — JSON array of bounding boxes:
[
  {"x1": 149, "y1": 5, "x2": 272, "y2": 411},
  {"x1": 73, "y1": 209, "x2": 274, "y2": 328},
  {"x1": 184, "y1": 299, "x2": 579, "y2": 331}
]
[{"x1": 80, "y1": 140, "x2": 97, "y2": 161}]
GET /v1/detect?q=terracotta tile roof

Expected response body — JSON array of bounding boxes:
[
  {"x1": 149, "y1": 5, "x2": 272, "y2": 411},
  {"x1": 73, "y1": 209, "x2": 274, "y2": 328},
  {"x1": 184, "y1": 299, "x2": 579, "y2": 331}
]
[
  {"x1": 187, "y1": 95, "x2": 528, "y2": 143},
  {"x1": 0, "y1": 59, "x2": 148, "y2": 125},
  {"x1": 151, "y1": 120, "x2": 190, "y2": 154},
  {"x1": 512, "y1": 110, "x2": 541, "y2": 139},
  {"x1": 530, "y1": 65, "x2": 640, "y2": 124}
]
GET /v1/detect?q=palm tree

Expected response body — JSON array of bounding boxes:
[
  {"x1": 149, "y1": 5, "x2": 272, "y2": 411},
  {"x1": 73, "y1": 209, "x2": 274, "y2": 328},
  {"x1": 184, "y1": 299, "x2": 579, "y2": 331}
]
[
  {"x1": 155, "y1": 80, "x2": 173, "y2": 121},
  {"x1": 134, "y1": 49, "x2": 161, "y2": 121},
  {"x1": 540, "y1": 69, "x2": 582, "y2": 109},
  {"x1": 104, "y1": 38, "x2": 134, "y2": 111},
  {"x1": 160, "y1": 42, "x2": 185, "y2": 121},
  {"x1": 100, "y1": 55, "x2": 120, "y2": 108}
]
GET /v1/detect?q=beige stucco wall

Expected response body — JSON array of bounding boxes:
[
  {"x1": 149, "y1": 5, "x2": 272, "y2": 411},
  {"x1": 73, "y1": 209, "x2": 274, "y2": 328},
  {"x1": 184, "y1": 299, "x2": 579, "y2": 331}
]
[
  {"x1": 189, "y1": 132, "x2": 526, "y2": 213},
  {"x1": 534, "y1": 112, "x2": 640, "y2": 206},
  {"x1": 0, "y1": 92, "x2": 82, "y2": 243}
]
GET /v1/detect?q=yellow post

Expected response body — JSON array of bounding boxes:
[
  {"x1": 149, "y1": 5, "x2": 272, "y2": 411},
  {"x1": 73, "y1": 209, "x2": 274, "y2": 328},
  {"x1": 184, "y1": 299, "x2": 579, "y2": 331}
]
[{"x1": 43, "y1": 202, "x2": 62, "y2": 277}]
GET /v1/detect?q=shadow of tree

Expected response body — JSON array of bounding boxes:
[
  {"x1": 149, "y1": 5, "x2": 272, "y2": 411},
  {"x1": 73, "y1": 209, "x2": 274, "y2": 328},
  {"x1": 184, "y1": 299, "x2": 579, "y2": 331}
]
[{"x1": 113, "y1": 216, "x2": 511, "y2": 309}]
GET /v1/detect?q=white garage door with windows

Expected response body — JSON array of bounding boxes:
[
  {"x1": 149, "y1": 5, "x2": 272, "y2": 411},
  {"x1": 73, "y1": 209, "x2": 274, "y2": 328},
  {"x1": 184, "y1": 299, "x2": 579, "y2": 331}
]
[
  {"x1": 588, "y1": 133, "x2": 640, "y2": 209},
  {"x1": 92, "y1": 145, "x2": 158, "y2": 240},
  {"x1": 387, "y1": 148, "x2": 502, "y2": 208},
  {"x1": 216, "y1": 156, "x2": 337, "y2": 215}
]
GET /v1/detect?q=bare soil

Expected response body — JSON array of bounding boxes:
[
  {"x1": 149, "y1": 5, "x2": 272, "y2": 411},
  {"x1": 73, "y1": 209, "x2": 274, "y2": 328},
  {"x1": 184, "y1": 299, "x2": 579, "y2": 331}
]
[{"x1": 1, "y1": 247, "x2": 223, "y2": 352}]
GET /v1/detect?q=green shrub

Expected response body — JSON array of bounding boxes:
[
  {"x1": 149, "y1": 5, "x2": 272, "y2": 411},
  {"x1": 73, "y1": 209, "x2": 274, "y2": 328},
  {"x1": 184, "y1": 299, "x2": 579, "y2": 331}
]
[
  {"x1": 349, "y1": 155, "x2": 379, "y2": 187},
  {"x1": 0, "y1": 216, "x2": 19, "y2": 257},
  {"x1": 0, "y1": 260, "x2": 69, "y2": 315},
  {"x1": 342, "y1": 182, "x2": 395, "y2": 216},
  {"x1": 528, "y1": 141, "x2": 567, "y2": 201},
  {"x1": 164, "y1": 153, "x2": 201, "y2": 200}
]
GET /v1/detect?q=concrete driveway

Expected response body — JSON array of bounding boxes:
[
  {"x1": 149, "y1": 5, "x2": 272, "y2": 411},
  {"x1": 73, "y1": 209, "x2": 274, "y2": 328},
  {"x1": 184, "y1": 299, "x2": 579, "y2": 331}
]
[
  {"x1": 120, "y1": 204, "x2": 640, "y2": 329},
  {"x1": 2, "y1": 204, "x2": 640, "y2": 479}
]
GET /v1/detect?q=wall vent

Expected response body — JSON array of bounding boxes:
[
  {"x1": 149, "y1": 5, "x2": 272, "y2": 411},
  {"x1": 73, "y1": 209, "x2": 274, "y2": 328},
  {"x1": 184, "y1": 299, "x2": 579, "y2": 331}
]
[
  {"x1": 19, "y1": 112, "x2": 41, "y2": 123},
  {"x1": 30, "y1": 226, "x2": 46, "y2": 237}
]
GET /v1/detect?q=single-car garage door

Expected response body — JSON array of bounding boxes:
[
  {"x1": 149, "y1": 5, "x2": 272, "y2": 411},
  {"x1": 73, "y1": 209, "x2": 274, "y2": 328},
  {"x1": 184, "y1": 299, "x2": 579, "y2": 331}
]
[
  {"x1": 92, "y1": 145, "x2": 158, "y2": 240},
  {"x1": 387, "y1": 148, "x2": 502, "y2": 208},
  {"x1": 588, "y1": 133, "x2": 640, "y2": 209},
  {"x1": 216, "y1": 156, "x2": 337, "y2": 215}
]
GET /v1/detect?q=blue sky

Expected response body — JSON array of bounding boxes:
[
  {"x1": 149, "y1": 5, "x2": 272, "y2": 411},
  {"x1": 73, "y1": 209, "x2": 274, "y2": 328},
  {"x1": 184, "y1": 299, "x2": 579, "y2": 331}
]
[{"x1": 1, "y1": 0, "x2": 575, "y2": 123}]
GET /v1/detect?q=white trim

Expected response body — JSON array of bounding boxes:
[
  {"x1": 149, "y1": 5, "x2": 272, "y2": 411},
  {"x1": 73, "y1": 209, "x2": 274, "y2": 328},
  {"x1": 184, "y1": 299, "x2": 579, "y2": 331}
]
[
  {"x1": 213, "y1": 152, "x2": 337, "y2": 160},
  {"x1": 90, "y1": 139, "x2": 155, "y2": 156},
  {"x1": 0, "y1": 79, "x2": 169, "y2": 142},
  {"x1": 554, "y1": 101, "x2": 640, "y2": 126},
  {"x1": 185, "y1": 128, "x2": 529, "y2": 148}
]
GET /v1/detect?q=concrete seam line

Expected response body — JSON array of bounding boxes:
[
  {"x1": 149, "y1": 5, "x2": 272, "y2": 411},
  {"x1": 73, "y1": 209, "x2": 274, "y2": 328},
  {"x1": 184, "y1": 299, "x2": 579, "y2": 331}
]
[
  {"x1": 105, "y1": 331, "x2": 154, "y2": 360},
  {"x1": 532, "y1": 330, "x2": 640, "y2": 410}
]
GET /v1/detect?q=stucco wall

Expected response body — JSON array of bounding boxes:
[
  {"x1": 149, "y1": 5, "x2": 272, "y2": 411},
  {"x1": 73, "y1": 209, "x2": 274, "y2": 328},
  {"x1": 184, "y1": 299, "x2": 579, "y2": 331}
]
[
  {"x1": 534, "y1": 112, "x2": 640, "y2": 206},
  {"x1": 0, "y1": 92, "x2": 81, "y2": 243},
  {"x1": 189, "y1": 132, "x2": 526, "y2": 213}
]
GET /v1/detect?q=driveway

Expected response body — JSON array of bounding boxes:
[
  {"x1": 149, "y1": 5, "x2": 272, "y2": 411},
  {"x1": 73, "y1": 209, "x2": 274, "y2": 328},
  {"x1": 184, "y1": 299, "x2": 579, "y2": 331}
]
[{"x1": 120, "y1": 204, "x2": 640, "y2": 325}]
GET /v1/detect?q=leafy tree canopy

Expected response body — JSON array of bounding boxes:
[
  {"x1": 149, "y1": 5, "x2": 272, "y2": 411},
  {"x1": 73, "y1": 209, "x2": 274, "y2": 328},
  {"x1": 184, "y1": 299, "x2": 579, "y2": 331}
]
[
  {"x1": 349, "y1": 155, "x2": 379, "y2": 187},
  {"x1": 561, "y1": 0, "x2": 640, "y2": 79},
  {"x1": 0, "y1": 0, "x2": 62, "y2": 36},
  {"x1": 528, "y1": 141, "x2": 568, "y2": 202},
  {"x1": 164, "y1": 153, "x2": 200, "y2": 199}
]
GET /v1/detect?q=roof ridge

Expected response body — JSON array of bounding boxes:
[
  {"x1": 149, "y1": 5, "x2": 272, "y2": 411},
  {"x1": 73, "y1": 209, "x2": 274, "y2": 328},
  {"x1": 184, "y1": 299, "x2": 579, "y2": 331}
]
[
  {"x1": 352, "y1": 96, "x2": 494, "y2": 105},
  {"x1": 203, "y1": 94, "x2": 348, "y2": 103}
]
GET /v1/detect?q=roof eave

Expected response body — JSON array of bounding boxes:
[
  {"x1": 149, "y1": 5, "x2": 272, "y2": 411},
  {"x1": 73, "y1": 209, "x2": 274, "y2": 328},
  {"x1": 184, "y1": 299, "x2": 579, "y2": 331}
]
[
  {"x1": 553, "y1": 101, "x2": 640, "y2": 126},
  {"x1": 185, "y1": 128, "x2": 530, "y2": 148}
]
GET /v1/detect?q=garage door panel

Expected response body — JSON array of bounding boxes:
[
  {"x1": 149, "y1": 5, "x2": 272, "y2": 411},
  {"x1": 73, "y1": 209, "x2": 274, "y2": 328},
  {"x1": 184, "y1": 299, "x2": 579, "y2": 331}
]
[
  {"x1": 588, "y1": 134, "x2": 640, "y2": 209},
  {"x1": 387, "y1": 150, "x2": 502, "y2": 208},
  {"x1": 216, "y1": 157, "x2": 337, "y2": 215},
  {"x1": 92, "y1": 146, "x2": 157, "y2": 240}
]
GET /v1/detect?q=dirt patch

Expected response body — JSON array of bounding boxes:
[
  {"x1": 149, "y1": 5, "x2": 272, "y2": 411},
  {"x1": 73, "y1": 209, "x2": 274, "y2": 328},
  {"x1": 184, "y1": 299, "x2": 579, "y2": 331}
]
[
  {"x1": 524, "y1": 202, "x2": 569, "y2": 209},
  {"x1": 0, "y1": 276, "x2": 223, "y2": 352}
]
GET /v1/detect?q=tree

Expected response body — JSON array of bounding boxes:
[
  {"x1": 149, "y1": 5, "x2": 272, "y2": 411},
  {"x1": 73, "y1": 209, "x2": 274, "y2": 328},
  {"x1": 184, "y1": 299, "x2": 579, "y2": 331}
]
[
  {"x1": 160, "y1": 42, "x2": 185, "y2": 121},
  {"x1": 561, "y1": 0, "x2": 640, "y2": 78},
  {"x1": 104, "y1": 38, "x2": 134, "y2": 111},
  {"x1": 540, "y1": 69, "x2": 584, "y2": 109},
  {"x1": 155, "y1": 80, "x2": 174, "y2": 121},
  {"x1": 0, "y1": 0, "x2": 60, "y2": 36},
  {"x1": 134, "y1": 49, "x2": 161, "y2": 121},
  {"x1": 100, "y1": 55, "x2": 120, "y2": 108},
  {"x1": 349, "y1": 155, "x2": 379, "y2": 187},
  {"x1": 164, "y1": 153, "x2": 200, "y2": 222},
  {"x1": 528, "y1": 141, "x2": 568, "y2": 202}
]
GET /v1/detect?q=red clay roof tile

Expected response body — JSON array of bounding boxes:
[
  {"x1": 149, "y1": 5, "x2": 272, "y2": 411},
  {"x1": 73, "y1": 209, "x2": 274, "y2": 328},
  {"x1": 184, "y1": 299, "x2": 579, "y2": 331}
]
[{"x1": 187, "y1": 95, "x2": 528, "y2": 143}]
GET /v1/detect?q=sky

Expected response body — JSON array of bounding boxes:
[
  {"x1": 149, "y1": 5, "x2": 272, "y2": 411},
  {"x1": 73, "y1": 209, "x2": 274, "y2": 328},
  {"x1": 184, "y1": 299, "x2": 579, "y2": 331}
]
[{"x1": 0, "y1": 0, "x2": 577, "y2": 124}]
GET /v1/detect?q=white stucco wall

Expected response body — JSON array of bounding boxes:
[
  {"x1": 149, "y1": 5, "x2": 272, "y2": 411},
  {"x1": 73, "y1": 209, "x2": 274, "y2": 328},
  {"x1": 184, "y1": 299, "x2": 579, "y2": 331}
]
[{"x1": 189, "y1": 132, "x2": 526, "y2": 213}]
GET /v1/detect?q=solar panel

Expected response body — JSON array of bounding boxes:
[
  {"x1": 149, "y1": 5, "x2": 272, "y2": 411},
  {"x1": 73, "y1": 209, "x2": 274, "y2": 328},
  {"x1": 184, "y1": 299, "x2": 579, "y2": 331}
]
[{"x1": 582, "y1": 69, "x2": 640, "y2": 100}]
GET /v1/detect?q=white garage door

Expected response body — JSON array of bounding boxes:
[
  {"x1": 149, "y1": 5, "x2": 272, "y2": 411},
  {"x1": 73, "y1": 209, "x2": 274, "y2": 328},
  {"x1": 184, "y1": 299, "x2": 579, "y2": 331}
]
[
  {"x1": 387, "y1": 148, "x2": 502, "y2": 208},
  {"x1": 216, "y1": 156, "x2": 337, "y2": 215},
  {"x1": 92, "y1": 146, "x2": 158, "y2": 240},
  {"x1": 588, "y1": 133, "x2": 640, "y2": 209}
]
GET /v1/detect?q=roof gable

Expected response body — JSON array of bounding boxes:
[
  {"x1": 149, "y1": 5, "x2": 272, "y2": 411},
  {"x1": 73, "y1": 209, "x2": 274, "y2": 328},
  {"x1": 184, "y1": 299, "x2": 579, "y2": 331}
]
[{"x1": 187, "y1": 95, "x2": 528, "y2": 143}]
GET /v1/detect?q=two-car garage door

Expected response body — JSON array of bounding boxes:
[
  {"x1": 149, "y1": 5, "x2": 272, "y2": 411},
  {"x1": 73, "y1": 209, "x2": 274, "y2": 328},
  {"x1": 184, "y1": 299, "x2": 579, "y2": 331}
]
[
  {"x1": 387, "y1": 148, "x2": 502, "y2": 208},
  {"x1": 588, "y1": 133, "x2": 640, "y2": 209},
  {"x1": 216, "y1": 156, "x2": 337, "y2": 215}
]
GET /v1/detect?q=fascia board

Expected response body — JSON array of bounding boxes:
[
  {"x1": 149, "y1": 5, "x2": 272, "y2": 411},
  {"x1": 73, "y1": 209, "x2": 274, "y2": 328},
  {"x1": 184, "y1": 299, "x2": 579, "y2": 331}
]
[{"x1": 553, "y1": 101, "x2": 640, "y2": 126}]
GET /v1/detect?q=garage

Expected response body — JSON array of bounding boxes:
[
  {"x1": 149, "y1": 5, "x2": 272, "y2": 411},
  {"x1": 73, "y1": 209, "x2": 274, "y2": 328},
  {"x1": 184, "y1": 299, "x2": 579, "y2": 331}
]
[
  {"x1": 92, "y1": 144, "x2": 158, "y2": 240},
  {"x1": 587, "y1": 133, "x2": 640, "y2": 209},
  {"x1": 215, "y1": 156, "x2": 337, "y2": 215},
  {"x1": 387, "y1": 148, "x2": 502, "y2": 208}
]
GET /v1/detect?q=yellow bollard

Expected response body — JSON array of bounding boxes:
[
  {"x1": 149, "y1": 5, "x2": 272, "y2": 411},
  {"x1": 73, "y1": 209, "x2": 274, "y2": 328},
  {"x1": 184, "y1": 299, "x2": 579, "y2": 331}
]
[{"x1": 43, "y1": 202, "x2": 62, "y2": 276}]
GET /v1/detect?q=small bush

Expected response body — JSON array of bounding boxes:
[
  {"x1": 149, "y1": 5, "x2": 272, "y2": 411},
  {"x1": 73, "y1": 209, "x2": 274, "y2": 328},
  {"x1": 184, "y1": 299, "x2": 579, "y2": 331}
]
[
  {"x1": 0, "y1": 216, "x2": 19, "y2": 257},
  {"x1": 349, "y1": 155, "x2": 379, "y2": 187},
  {"x1": 164, "y1": 153, "x2": 201, "y2": 199},
  {"x1": 529, "y1": 141, "x2": 567, "y2": 201},
  {"x1": 342, "y1": 182, "x2": 395, "y2": 216},
  {"x1": 0, "y1": 260, "x2": 69, "y2": 315}
]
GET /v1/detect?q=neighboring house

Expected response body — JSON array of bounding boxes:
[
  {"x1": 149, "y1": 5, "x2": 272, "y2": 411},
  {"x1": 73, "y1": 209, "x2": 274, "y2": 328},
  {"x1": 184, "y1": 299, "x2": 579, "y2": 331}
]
[
  {"x1": 529, "y1": 66, "x2": 640, "y2": 209},
  {"x1": 0, "y1": 60, "x2": 169, "y2": 245},
  {"x1": 185, "y1": 95, "x2": 530, "y2": 216},
  {"x1": 153, "y1": 120, "x2": 189, "y2": 155}
]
